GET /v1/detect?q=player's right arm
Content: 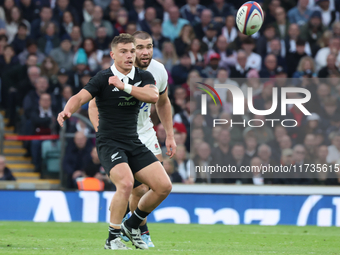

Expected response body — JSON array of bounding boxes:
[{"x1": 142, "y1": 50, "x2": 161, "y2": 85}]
[
  {"x1": 88, "y1": 98, "x2": 99, "y2": 132},
  {"x1": 57, "y1": 89, "x2": 93, "y2": 127}
]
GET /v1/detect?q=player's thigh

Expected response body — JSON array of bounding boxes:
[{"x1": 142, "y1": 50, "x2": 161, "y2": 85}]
[
  {"x1": 109, "y1": 163, "x2": 134, "y2": 189},
  {"x1": 134, "y1": 161, "x2": 172, "y2": 193}
]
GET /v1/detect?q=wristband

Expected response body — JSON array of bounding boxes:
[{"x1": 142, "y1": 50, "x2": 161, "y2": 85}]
[{"x1": 123, "y1": 83, "x2": 132, "y2": 94}]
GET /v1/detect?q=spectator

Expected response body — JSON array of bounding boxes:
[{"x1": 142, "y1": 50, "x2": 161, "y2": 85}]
[
  {"x1": 59, "y1": 85, "x2": 73, "y2": 110},
  {"x1": 53, "y1": 0, "x2": 79, "y2": 25},
  {"x1": 244, "y1": 135, "x2": 258, "y2": 159},
  {"x1": 162, "y1": 6, "x2": 189, "y2": 41},
  {"x1": 300, "y1": 11, "x2": 326, "y2": 51},
  {"x1": 23, "y1": 76, "x2": 52, "y2": 118},
  {"x1": 173, "y1": 144, "x2": 192, "y2": 183},
  {"x1": 50, "y1": 34, "x2": 74, "y2": 71},
  {"x1": 243, "y1": 115, "x2": 275, "y2": 144},
  {"x1": 273, "y1": 7, "x2": 290, "y2": 40},
  {"x1": 179, "y1": 0, "x2": 205, "y2": 26},
  {"x1": 292, "y1": 56, "x2": 317, "y2": 78},
  {"x1": 0, "y1": 45, "x2": 19, "y2": 79},
  {"x1": 303, "y1": 133, "x2": 318, "y2": 163},
  {"x1": 82, "y1": 0, "x2": 95, "y2": 23},
  {"x1": 114, "y1": 8, "x2": 129, "y2": 34},
  {"x1": 63, "y1": 131, "x2": 93, "y2": 188},
  {"x1": 60, "y1": 11, "x2": 77, "y2": 37},
  {"x1": 37, "y1": 22, "x2": 60, "y2": 56},
  {"x1": 126, "y1": 22, "x2": 137, "y2": 36},
  {"x1": 202, "y1": 22, "x2": 218, "y2": 51},
  {"x1": 5, "y1": 6, "x2": 30, "y2": 43},
  {"x1": 160, "y1": 0, "x2": 176, "y2": 23},
  {"x1": 171, "y1": 52, "x2": 202, "y2": 85},
  {"x1": 188, "y1": 38, "x2": 205, "y2": 67},
  {"x1": 314, "y1": 0, "x2": 335, "y2": 28},
  {"x1": 202, "y1": 53, "x2": 220, "y2": 78},
  {"x1": 287, "y1": 0, "x2": 312, "y2": 27},
  {"x1": 257, "y1": 143, "x2": 278, "y2": 167},
  {"x1": 241, "y1": 37, "x2": 261, "y2": 71},
  {"x1": 191, "y1": 141, "x2": 212, "y2": 183},
  {"x1": 30, "y1": 6, "x2": 54, "y2": 40},
  {"x1": 209, "y1": 0, "x2": 235, "y2": 24},
  {"x1": 139, "y1": 7, "x2": 157, "y2": 35},
  {"x1": 326, "y1": 132, "x2": 340, "y2": 164},
  {"x1": 11, "y1": 22, "x2": 29, "y2": 55},
  {"x1": 30, "y1": 93, "x2": 57, "y2": 172},
  {"x1": 81, "y1": 6, "x2": 115, "y2": 39},
  {"x1": 285, "y1": 24, "x2": 312, "y2": 56},
  {"x1": 248, "y1": 157, "x2": 265, "y2": 185},
  {"x1": 214, "y1": 68, "x2": 239, "y2": 103},
  {"x1": 229, "y1": 143, "x2": 251, "y2": 177},
  {"x1": 70, "y1": 26, "x2": 82, "y2": 52},
  {"x1": 240, "y1": 69, "x2": 262, "y2": 98},
  {"x1": 150, "y1": 19, "x2": 170, "y2": 51},
  {"x1": 174, "y1": 24, "x2": 195, "y2": 57},
  {"x1": 262, "y1": 0, "x2": 281, "y2": 28},
  {"x1": 256, "y1": 24, "x2": 276, "y2": 59},
  {"x1": 286, "y1": 38, "x2": 308, "y2": 77},
  {"x1": 77, "y1": 38, "x2": 103, "y2": 72},
  {"x1": 221, "y1": 15, "x2": 237, "y2": 44},
  {"x1": 313, "y1": 145, "x2": 333, "y2": 185},
  {"x1": 103, "y1": 0, "x2": 121, "y2": 24},
  {"x1": 128, "y1": 0, "x2": 146, "y2": 24},
  {"x1": 95, "y1": 26, "x2": 111, "y2": 50},
  {"x1": 259, "y1": 54, "x2": 278, "y2": 78},
  {"x1": 229, "y1": 50, "x2": 250, "y2": 80},
  {"x1": 163, "y1": 158, "x2": 183, "y2": 183},
  {"x1": 208, "y1": 35, "x2": 236, "y2": 70},
  {"x1": 40, "y1": 56, "x2": 59, "y2": 93},
  {"x1": 0, "y1": 156, "x2": 16, "y2": 181},
  {"x1": 0, "y1": 0, "x2": 15, "y2": 21},
  {"x1": 193, "y1": 9, "x2": 213, "y2": 40},
  {"x1": 318, "y1": 53, "x2": 340, "y2": 78}
]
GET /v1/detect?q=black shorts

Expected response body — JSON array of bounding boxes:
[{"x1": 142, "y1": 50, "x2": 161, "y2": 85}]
[
  {"x1": 133, "y1": 161, "x2": 163, "y2": 188},
  {"x1": 96, "y1": 134, "x2": 158, "y2": 176}
]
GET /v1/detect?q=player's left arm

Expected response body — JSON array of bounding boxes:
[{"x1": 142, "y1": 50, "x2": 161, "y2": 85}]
[
  {"x1": 156, "y1": 86, "x2": 177, "y2": 158},
  {"x1": 88, "y1": 98, "x2": 99, "y2": 132}
]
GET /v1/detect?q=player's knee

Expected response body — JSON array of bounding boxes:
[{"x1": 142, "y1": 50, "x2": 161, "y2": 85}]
[
  {"x1": 118, "y1": 180, "x2": 134, "y2": 199},
  {"x1": 158, "y1": 180, "x2": 172, "y2": 198}
]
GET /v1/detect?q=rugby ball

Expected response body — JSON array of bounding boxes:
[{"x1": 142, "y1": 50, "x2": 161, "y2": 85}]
[{"x1": 236, "y1": 1, "x2": 264, "y2": 36}]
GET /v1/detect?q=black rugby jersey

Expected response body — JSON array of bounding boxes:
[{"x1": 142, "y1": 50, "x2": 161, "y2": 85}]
[{"x1": 84, "y1": 66, "x2": 155, "y2": 139}]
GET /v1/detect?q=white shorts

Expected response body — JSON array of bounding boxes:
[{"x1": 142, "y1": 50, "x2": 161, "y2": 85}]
[{"x1": 138, "y1": 128, "x2": 162, "y2": 156}]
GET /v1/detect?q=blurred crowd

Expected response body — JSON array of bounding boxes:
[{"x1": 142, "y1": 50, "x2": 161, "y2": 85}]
[{"x1": 0, "y1": 0, "x2": 340, "y2": 187}]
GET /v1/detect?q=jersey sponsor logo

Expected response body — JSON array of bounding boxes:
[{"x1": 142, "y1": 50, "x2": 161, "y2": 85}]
[
  {"x1": 119, "y1": 96, "x2": 134, "y2": 101},
  {"x1": 112, "y1": 87, "x2": 119, "y2": 92},
  {"x1": 133, "y1": 81, "x2": 142, "y2": 86},
  {"x1": 111, "y1": 152, "x2": 122, "y2": 162},
  {"x1": 118, "y1": 101, "x2": 136, "y2": 106}
]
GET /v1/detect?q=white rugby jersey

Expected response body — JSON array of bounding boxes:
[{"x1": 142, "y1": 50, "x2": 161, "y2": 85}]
[{"x1": 137, "y1": 59, "x2": 168, "y2": 134}]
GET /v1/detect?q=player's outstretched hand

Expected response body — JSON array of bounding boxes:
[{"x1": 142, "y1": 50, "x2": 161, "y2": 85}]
[
  {"x1": 57, "y1": 111, "x2": 72, "y2": 127},
  {"x1": 166, "y1": 137, "x2": 177, "y2": 159},
  {"x1": 108, "y1": 76, "x2": 124, "y2": 90}
]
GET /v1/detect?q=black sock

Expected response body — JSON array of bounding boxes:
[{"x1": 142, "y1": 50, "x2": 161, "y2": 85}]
[
  {"x1": 108, "y1": 226, "x2": 120, "y2": 241},
  {"x1": 139, "y1": 223, "x2": 149, "y2": 235},
  {"x1": 125, "y1": 202, "x2": 130, "y2": 216},
  {"x1": 125, "y1": 207, "x2": 150, "y2": 229}
]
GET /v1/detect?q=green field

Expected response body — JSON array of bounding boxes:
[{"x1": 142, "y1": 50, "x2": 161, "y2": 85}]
[{"x1": 0, "y1": 222, "x2": 339, "y2": 254}]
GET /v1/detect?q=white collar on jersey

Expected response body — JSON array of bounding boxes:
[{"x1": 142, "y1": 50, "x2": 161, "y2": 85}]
[{"x1": 110, "y1": 63, "x2": 135, "y2": 81}]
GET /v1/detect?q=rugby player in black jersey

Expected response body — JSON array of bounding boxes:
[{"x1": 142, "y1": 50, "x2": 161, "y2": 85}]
[{"x1": 57, "y1": 34, "x2": 172, "y2": 250}]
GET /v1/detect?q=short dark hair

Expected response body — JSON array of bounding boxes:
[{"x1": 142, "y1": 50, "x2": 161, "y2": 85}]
[
  {"x1": 296, "y1": 38, "x2": 306, "y2": 46},
  {"x1": 111, "y1": 33, "x2": 135, "y2": 48},
  {"x1": 242, "y1": 36, "x2": 254, "y2": 45},
  {"x1": 18, "y1": 22, "x2": 28, "y2": 30},
  {"x1": 0, "y1": 34, "x2": 8, "y2": 42},
  {"x1": 132, "y1": 31, "x2": 152, "y2": 40}
]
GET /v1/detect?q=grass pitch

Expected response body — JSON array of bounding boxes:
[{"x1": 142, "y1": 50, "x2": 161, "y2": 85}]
[{"x1": 0, "y1": 222, "x2": 339, "y2": 254}]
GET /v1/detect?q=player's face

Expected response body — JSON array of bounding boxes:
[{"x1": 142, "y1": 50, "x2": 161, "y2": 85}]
[
  {"x1": 111, "y1": 42, "x2": 136, "y2": 72},
  {"x1": 135, "y1": 38, "x2": 153, "y2": 69}
]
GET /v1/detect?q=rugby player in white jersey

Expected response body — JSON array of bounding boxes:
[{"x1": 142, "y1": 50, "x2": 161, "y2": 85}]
[{"x1": 89, "y1": 31, "x2": 176, "y2": 247}]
